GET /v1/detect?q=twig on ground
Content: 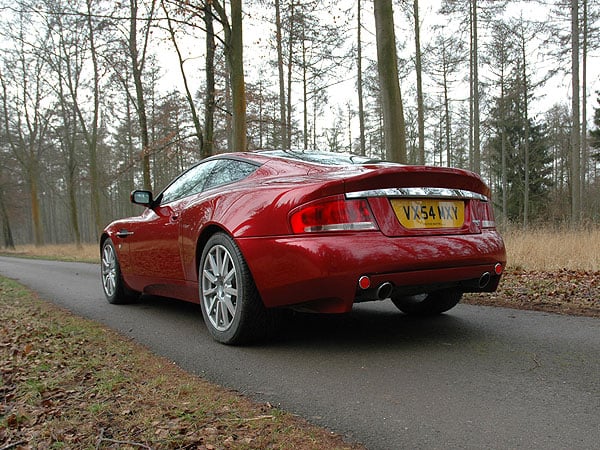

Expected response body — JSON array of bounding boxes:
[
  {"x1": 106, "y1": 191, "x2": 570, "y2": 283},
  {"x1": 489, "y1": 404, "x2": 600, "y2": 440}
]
[
  {"x1": 1, "y1": 442, "x2": 27, "y2": 450},
  {"x1": 96, "y1": 428, "x2": 152, "y2": 450}
]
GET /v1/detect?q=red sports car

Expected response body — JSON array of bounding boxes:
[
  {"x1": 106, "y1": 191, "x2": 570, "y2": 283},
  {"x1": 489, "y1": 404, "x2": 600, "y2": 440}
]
[{"x1": 101, "y1": 151, "x2": 506, "y2": 344}]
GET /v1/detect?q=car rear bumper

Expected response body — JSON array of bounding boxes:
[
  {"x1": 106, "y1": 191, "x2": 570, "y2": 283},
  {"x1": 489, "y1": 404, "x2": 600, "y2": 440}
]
[{"x1": 237, "y1": 230, "x2": 506, "y2": 313}]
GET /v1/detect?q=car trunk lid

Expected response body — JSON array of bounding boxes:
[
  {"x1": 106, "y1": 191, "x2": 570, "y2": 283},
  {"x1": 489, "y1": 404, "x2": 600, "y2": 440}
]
[{"x1": 342, "y1": 165, "x2": 495, "y2": 237}]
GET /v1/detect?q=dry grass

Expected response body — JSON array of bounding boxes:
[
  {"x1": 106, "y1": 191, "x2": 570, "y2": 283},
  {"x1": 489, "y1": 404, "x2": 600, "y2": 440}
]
[
  {"x1": 502, "y1": 226, "x2": 600, "y2": 271},
  {"x1": 0, "y1": 243, "x2": 99, "y2": 263}
]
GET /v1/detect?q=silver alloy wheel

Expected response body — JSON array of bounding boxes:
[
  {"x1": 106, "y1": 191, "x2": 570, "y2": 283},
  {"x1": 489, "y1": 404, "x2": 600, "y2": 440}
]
[
  {"x1": 101, "y1": 243, "x2": 117, "y2": 298},
  {"x1": 201, "y1": 244, "x2": 239, "y2": 332}
]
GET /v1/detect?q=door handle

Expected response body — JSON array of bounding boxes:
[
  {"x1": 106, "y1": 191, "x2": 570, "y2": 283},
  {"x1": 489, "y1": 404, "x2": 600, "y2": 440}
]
[{"x1": 116, "y1": 230, "x2": 134, "y2": 238}]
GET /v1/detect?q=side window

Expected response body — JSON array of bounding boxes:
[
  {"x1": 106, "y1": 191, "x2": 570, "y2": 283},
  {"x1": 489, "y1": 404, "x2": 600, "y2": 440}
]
[
  {"x1": 160, "y1": 160, "x2": 219, "y2": 204},
  {"x1": 203, "y1": 159, "x2": 258, "y2": 191}
]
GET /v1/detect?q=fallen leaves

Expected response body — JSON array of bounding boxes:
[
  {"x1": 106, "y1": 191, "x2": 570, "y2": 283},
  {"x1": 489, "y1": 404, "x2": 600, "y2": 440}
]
[
  {"x1": 0, "y1": 277, "x2": 360, "y2": 450},
  {"x1": 464, "y1": 268, "x2": 600, "y2": 318}
]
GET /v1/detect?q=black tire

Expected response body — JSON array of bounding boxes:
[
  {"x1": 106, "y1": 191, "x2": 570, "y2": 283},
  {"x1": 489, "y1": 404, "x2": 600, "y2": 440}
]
[
  {"x1": 391, "y1": 289, "x2": 462, "y2": 316},
  {"x1": 199, "y1": 232, "x2": 271, "y2": 345},
  {"x1": 100, "y1": 239, "x2": 137, "y2": 304}
]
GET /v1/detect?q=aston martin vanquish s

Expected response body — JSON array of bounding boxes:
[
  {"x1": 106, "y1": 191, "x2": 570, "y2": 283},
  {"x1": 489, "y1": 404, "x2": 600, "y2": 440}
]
[{"x1": 101, "y1": 151, "x2": 506, "y2": 344}]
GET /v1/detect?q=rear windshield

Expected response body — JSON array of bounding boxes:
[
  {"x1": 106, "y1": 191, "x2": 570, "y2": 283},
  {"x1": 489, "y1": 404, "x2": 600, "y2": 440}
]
[{"x1": 259, "y1": 150, "x2": 383, "y2": 165}]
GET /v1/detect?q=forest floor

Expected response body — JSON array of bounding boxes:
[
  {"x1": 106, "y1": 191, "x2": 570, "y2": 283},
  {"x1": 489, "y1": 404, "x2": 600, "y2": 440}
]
[
  {"x1": 464, "y1": 267, "x2": 600, "y2": 318},
  {"x1": 0, "y1": 277, "x2": 362, "y2": 449}
]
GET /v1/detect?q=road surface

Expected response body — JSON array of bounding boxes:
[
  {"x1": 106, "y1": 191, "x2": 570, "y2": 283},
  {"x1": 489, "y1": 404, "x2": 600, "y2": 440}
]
[{"x1": 1, "y1": 256, "x2": 599, "y2": 449}]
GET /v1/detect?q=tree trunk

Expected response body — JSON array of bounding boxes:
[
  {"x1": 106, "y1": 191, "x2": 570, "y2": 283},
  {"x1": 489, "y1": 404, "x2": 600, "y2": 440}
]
[
  {"x1": 204, "y1": 1, "x2": 215, "y2": 158},
  {"x1": 85, "y1": 0, "x2": 103, "y2": 237},
  {"x1": 302, "y1": 27, "x2": 308, "y2": 151},
  {"x1": 229, "y1": 0, "x2": 247, "y2": 151},
  {"x1": 472, "y1": 0, "x2": 481, "y2": 173},
  {"x1": 213, "y1": 0, "x2": 247, "y2": 152},
  {"x1": 286, "y1": 1, "x2": 295, "y2": 149},
  {"x1": 357, "y1": 0, "x2": 366, "y2": 156},
  {"x1": 571, "y1": 0, "x2": 581, "y2": 222},
  {"x1": 275, "y1": 0, "x2": 287, "y2": 149},
  {"x1": 500, "y1": 68, "x2": 508, "y2": 224},
  {"x1": 581, "y1": 0, "x2": 588, "y2": 205},
  {"x1": 373, "y1": 0, "x2": 407, "y2": 163},
  {"x1": 129, "y1": 0, "x2": 152, "y2": 190},
  {"x1": 413, "y1": 0, "x2": 425, "y2": 164},
  {"x1": 0, "y1": 184, "x2": 15, "y2": 249},
  {"x1": 162, "y1": 0, "x2": 204, "y2": 156},
  {"x1": 443, "y1": 68, "x2": 451, "y2": 167},
  {"x1": 28, "y1": 165, "x2": 44, "y2": 246},
  {"x1": 520, "y1": 30, "x2": 530, "y2": 229}
]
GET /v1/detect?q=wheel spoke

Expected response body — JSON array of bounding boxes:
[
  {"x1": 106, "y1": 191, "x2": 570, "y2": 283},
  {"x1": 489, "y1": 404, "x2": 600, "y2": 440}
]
[
  {"x1": 203, "y1": 268, "x2": 217, "y2": 284},
  {"x1": 203, "y1": 286, "x2": 217, "y2": 296},
  {"x1": 223, "y1": 267, "x2": 236, "y2": 284},
  {"x1": 207, "y1": 252, "x2": 219, "y2": 277},
  {"x1": 223, "y1": 296, "x2": 236, "y2": 318},
  {"x1": 208, "y1": 293, "x2": 218, "y2": 311},
  {"x1": 219, "y1": 251, "x2": 230, "y2": 277},
  {"x1": 218, "y1": 301, "x2": 228, "y2": 327},
  {"x1": 224, "y1": 286, "x2": 237, "y2": 297}
]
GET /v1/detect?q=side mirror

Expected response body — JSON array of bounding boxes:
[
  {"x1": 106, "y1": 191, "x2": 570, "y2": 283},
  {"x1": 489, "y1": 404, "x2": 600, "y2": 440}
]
[{"x1": 130, "y1": 190, "x2": 154, "y2": 207}]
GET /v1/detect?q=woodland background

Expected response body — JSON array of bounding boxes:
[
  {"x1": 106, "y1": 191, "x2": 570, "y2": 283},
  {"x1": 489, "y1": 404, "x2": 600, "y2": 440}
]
[{"x1": 1, "y1": 0, "x2": 599, "y2": 248}]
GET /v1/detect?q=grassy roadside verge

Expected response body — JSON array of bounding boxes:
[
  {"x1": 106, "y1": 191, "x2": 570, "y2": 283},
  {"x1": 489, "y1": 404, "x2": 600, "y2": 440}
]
[{"x1": 0, "y1": 277, "x2": 361, "y2": 449}]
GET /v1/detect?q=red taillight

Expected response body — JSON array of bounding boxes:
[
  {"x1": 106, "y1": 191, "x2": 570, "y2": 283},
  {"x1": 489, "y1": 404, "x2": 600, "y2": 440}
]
[
  {"x1": 494, "y1": 263, "x2": 503, "y2": 275},
  {"x1": 290, "y1": 197, "x2": 378, "y2": 233},
  {"x1": 472, "y1": 200, "x2": 496, "y2": 228}
]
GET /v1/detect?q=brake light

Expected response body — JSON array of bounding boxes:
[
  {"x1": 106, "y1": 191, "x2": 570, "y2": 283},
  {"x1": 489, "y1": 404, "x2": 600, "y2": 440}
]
[
  {"x1": 290, "y1": 197, "x2": 378, "y2": 233},
  {"x1": 472, "y1": 200, "x2": 496, "y2": 228}
]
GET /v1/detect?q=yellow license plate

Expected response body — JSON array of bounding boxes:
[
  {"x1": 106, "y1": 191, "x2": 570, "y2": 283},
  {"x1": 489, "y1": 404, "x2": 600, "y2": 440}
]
[{"x1": 391, "y1": 199, "x2": 465, "y2": 229}]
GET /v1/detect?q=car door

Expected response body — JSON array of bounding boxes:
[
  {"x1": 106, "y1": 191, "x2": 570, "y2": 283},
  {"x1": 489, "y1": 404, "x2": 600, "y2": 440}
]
[{"x1": 127, "y1": 160, "x2": 221, "y2": 283}]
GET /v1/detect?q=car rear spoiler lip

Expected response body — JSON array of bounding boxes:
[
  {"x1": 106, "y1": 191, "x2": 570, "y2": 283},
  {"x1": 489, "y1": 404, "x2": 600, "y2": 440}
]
[{"x1": 346, "y1": 187, "x2": 489, "y2": 201}]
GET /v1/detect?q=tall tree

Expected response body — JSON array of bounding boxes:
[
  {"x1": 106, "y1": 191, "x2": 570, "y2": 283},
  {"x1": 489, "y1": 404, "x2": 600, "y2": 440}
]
[
  {"x1": 204, "y1": 1, "x2": 216, "y2": 157},
  {"x1": 0, "y1": 14, "x2": 50, "y2": 246},
  {"x1": 0, "y1": 180, "x2": 14, "y2": 249},
  {"x1": 160, "y1": 0, "x2": 205, "y2": 156},
  {"x1": 471, "y1": 0, "x2": 480, "y2": 173},
  {"x1": 275, "y1": 0, "x2": 287, "y2": 149},
  {"x1": 356, "y1": 0, "x2": 366, "y2": 156},
  {"x1": 294, "y1": 2, "x2": 346, "y2": 151},
  {"x1": 440, "y1": 0, "x2": 505, "y2": 172},
  {"x1": 429, "y1": 30, "x2": 466, "y2": 167},
  {"x1": 412, "y1": 0, "x2": 425, "y2": 164},
  {"x1": 488, "y1": 77, "x2": 553, "y2": 224},
  {"x1": 42, "y1": 0, "x2": 85, "y2": 246},
  {"x1": 213, "y1": 0, "x2": 247, "y2": 151},
  {"x1": 486, "y1": 20, "x2": 515, "y2": 222},
  {"x1": 571, "y1": 0, "x2": 581, "y2": 222},
  {"x1": 131, "y1": 0, "x2": 156, "y2": 189},
  {"x1": 373, "y1": 0, "x2": 407, "y2": 163}
]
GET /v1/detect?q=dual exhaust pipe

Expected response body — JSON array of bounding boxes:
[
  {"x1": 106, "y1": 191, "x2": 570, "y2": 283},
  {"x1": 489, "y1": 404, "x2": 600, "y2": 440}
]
[{"x1": 358, "y1": 270, "x2": 494, "y2": 300}]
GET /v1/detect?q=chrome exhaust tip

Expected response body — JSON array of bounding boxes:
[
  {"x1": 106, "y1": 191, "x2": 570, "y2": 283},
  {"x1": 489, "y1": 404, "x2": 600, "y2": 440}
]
[
  {"x1": 377, "y1": 282, "x2": 393, "y2": 299},
  {"x1": 479, "y1": 272, "x2": 491, "y2": 288}
]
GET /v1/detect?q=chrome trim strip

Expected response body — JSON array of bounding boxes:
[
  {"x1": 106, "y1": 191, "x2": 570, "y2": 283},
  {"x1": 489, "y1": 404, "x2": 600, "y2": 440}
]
[{"x1": 346, "y1": 187, "x2": 488, "y2": 201}]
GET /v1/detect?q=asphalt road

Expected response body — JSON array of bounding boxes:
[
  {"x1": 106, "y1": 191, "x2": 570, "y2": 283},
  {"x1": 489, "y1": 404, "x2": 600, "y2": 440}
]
[{"x1": 1, "y1": 256, "x2": 599, "y2": 449}]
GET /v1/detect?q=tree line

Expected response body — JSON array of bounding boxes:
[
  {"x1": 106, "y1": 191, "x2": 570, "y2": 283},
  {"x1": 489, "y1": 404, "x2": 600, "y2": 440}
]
[{"x1": 0, "y1": 0, "x2": 599, "y2": 248}]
